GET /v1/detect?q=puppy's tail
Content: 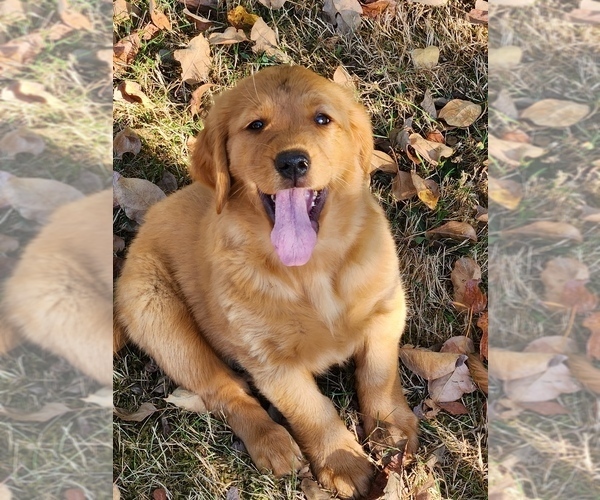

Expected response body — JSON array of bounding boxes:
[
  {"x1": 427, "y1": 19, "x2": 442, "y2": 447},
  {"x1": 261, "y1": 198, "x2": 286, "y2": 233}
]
[{"x1": 0, "y1": 322, "x2": 22, "y2": 354}]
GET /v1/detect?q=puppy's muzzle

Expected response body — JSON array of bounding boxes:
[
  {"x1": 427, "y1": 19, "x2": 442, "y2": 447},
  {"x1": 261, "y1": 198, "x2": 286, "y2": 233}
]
[{"x1": 275, "y1": 150, "x2": 310, "y2": 185}]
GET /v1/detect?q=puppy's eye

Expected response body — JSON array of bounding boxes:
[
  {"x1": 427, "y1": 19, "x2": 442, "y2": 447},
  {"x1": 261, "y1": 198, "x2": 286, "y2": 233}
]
[
  {"x1": 314, "y1": 114, "x2": 331, "y2": 125},
  {"x1": 247, "y1": 120, "x2": 264, "y2": 130}
]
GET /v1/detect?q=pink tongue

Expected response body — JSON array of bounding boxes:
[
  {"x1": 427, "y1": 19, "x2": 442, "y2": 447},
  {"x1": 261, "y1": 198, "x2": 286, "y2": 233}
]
[{"x1": 271, "y1": 188, "x2": 317, "y2": 266}]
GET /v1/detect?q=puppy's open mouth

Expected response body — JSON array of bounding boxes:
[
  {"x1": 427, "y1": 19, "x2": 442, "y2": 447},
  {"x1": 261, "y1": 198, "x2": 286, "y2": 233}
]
[{"x1": 259, "y1": 188, "x2": 328, "y2": 267}]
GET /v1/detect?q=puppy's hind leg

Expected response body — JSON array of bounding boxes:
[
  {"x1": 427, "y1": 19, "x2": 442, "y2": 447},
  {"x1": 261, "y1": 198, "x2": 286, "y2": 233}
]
[{"x1": 116, "y1": 259, "x2": 304, "y2": 477}]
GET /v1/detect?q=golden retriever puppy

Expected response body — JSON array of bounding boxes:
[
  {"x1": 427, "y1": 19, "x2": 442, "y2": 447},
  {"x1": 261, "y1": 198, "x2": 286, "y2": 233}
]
[
  {"x1": 0, "y1": 189, "x2": 113, "y2": 386},
  {"x1": 115, "y1": 66, "x2": 418, "y2": 498}
]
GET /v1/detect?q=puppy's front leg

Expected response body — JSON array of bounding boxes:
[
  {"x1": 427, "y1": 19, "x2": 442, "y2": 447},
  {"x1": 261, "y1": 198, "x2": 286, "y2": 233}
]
[
  {"x1": 354, "y1": 289, "x2": 419, "y2": 457},
  {"x1": 253, "y1": 368, "x2": 373, "y2": 499}
]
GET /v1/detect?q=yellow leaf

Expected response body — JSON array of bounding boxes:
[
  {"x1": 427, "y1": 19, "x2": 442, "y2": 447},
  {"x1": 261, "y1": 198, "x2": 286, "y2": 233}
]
[
  {"x1": 411, "y1": 46, "x2": 439, "y2": 69},
  {"x1": 411, "y1": 171, "x2": 439, "y2": 209},
  {"x1": 488, "y1": 46, "x2": 522, "y2": 68},
  {"x1": 488, "y1": 177, "x2": 523, "y2": 210}
]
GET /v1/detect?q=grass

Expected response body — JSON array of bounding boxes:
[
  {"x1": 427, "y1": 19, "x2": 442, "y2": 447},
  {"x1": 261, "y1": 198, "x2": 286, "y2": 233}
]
[
  {"x1": 489, "y1": 1, "x2": 600, "y2": 498},
  {"x1": 113, "y1": 1, "x2": 487, "y2": 499},
  {"x1": 0, "y1": 0, "x2": 113, "y2": 498}
]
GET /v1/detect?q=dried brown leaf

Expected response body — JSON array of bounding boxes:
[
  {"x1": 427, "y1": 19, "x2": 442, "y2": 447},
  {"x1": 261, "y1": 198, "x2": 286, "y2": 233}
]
[
  {"x1": 440, "y1": 336, "x2": 474, "y2": 354},
  {"x1": 580, "y1": 205, "x2": 600, "y2": 222},
  {"x1": 477, "y1": 312, "x2": 488, "y2": 360},
  {"x1": 488, "y1": 348, "x2": 562, "y2": 381},
  {"x1": 189, "y1": 83, "x2": 214, "y2": 117},
  {"x1": 182, "y1": 8, "x2": 213, "y2": 30},
  {"x1": 399, "y1": 346, "x2": 461, "y2": 380},
  {"x1": 408, "y1": 134, "x2": 453, "y2": 165},
  {"x1": 208, "y1": 27, "x2": 248, "y2": 45},
  {"x1": 520, "y1": 99, "x2": 590, "y2": 127},
  {"x1": 429, "y1": 355, "x2": 477, "y2": 402},
  {"x1": 451, "y1": 257, "x2": 487, "y2": 313},
  {"x1": 492, "y1": 89, "x2": 518, "y2": 119},
  {"x1": 567, "y1": 354, "x2": 600, "y2": 394},
  {"x1": 332, "y1": 65, "x2": 356, "y2": 90},
  {"x1": 59, "y1": 8, "x2": 93, "y2": 30},
  {"x1": 524, "y1": 336, "x2": 579, "y2": 355},
  {"x1": 583, "y1": 313, "x2": 600, "y2": 361},
  {"x1": 113, "y1": 172, "x2": 166, "y2": 224},
  {"x1": 114, "y1": 402, "x2": 158, "y2": 422},
  {"x1": 1, "y1": 80, "x2": 62, "y2": 107},
  {"x1": 174, "y1": 34, "x2": 212, "y2": 84},
  {"x1": 370, "y1": 150, "x2": 397, "y2": 174},
  {"x1": 437, "y1": 400, "x2": 469, "y2": 414},
  {"x1": 489, "y1": 134, "x2": 546, "y2": 167},
  {"x1": 500, "y1": 221, "x2": 583, "y2": 242},
  {"x1": 0, "y1": 128, "x2": 45, "y2": 158},
  {"x1": 411, "y1": 46, "x2": 439, "y2": 69},
  {"x1": 426, "y1": 221, "x2": 477, "y2": 242},
  {"x1": 323, "y1": 0, "x2": 362, "y2": 34},
  {"x1": 113, "y1": 127, "x2": 142, "y2": 159},
  {"x1": 517, "y1": 401, "x2": 569, "y2": 415},
  {"x1": 250, "y1": 18, "x2": 289, "y2": 62},
  {"x1": 466, "y1": 353, "x2": 488, "y2": 394},
  {"x1": 438, "y1": 99, "x2": 482, "y2": 127},
  {"x1": 566, "y1": 8, "x2": 600, "y2": 23},
  {"x1": 488, "y1": 177, "x2": 522, "y2": 210},
  {"x1": 392, "y1": 171, "x2": 417, "y2": 201},
  {"x1": 300, "y1": 478, "x2": 330, "y2": 500},
  {"x1": 541, "y1": 257, "x2": 597, "y2": 313},
  {"x1": 164, "y1": 387, "x2": 207, "y2": 413},
  {"x1": 503, "y1": 361, "x2": 581, "y2": 402},
  {"x1": 411, "y1": 172, "x2": 439, "y2": 210},
  {"x1": 420, "y1": 89, "x2": 437, "y2": 120},
  {"x1": 361, "y1": 0, "x2": 397, "y2": 18},
  {"x1": 114, "y1": 81, "x2": 154, "y2": 108},
  {"x1": 0, "y1": 402, "x2": 71, "y2": 422},
  {"x1": 466, "y1": 8, "x2": 488, "y2": 24},
  {"x1": 149, "y1": 0, "x2": 172, "y2": 30}
]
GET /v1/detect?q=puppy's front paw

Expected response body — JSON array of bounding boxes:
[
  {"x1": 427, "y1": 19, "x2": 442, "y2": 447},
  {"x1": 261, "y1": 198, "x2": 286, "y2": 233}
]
[
  {"x1": 366, "y1": 406, "x2": 419, "y2": 457},
  {"x1": 244, "y1": 423, "x2": 305, "y2": 477},
  {"x1": 313, "y1": 437, "x2": 374, "y2": 499}
]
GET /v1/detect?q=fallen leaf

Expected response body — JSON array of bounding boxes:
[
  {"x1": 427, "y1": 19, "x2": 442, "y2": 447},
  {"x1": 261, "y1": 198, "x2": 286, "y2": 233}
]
[
  {"x1": 114, "y1": 81, "x2": 154, "y2": 108},
  {"x1": 251, "y1": 18, "x2": 289, "y2": 62},
  {"x1": 370, "y1": 150, "x2": 397, "y2": 174},
  {"x1": 541, "y1": 257, "x2": 597, "y2": 313},
  {"x1": 164, "y1": 387, "x2": 207, "y2": 413},
  {"x1": 488, "y1": 348, "x2": 562, "y2": 381},
  {"x1": 426, "y1": 221, "x2": 477, "y2": 242},
  {"x1": 157, "y1": 170, "x2": 178, "y2": 194},
  {"x1": 208, "y1": 27, "x2": 248, "y2": 45},
  {"x1": 488, "y1": 177, "x2": 522, "y2": 210},
  {"x1": 580, "y1": 0, "x2": 600, "y2": 11},
  {"x1": 332, "y1": 65, "x2": 356, "y2": 90},
  {"x1": 149, "y1": 0, "x2": 172, "y2": 30},
  {"x1": 113, "y1": 128, "x2": 142, "y2": 159},
  {"x1": 437, "y1": 401, "x2": 469, "y2": 414},
  {"x1": 524, "y1": 335, "x2": 578, "y2": 355},
  {"x1": 489, "y1": 134, "x2": 545, "y2": 167},
  {"x1": 517, "y1": 401, "x2": 569, "y2": 415},
  {"x1": 409, "y1": 0, "x2": 447, "y2": 4},
  {"x1": 504, "y1": 360, "x2": 581, "y2": 402},
  {"x1": 178, "y1": 0, "x2": 217, "y2": 13},
  {"x1": 438, "y1": 99, "x2": 481, "y2": 127},
  {"x1": 392, "y1": 171, "x2": 417, "y2": 201},
  {"x1": 361, "y1": 0, "x2": 397, "y2": 18},
  {"x1": 225, "y1": 487, "x2": 241, "y2": 500},
  {"x1": 451, "y1": 257, "x2": 487, "y2": 314},
  {"x1": 0, "y1": 173, "x2": 84, "y2": 223},
  {"x1": 59, "y1": 4, "x2": 93, "y2": 30},
  {"x1": 429, "y1": 355, "x2": 477, "y2": 402},
  {"x1": 580, "y1": 205, "x2": 600, "y2": 222},
  {"x1": 566, "y1": 8, "x2": 600, "y2": 23},
  {"x1": 477, "y1": 312, "x2": 488, "y2": 360},
  {"x1": 567, "y1": 354, "x2": 600, "y2": 394},
  {"x1": 411, "y1": 46, "x2": 439, "y2": 69},
  {"x1": 501, "y1": 129, "x2": 531, "y2": 143},
  {"x1": 0, "y1": 0, "x2": 25, "y2": 23},
  {"x1": 174, "y1": 34, "x2": 212, "y2": 85},
  {"x1": 466, "y1": 353, "x2": 488, "y2": 394},
  {"x1": 227, "y1": 5, "x2": 259, "y2": 29},
  {"x1": 426, "y1": 129, "x2": 445, "y2": 144},
  {"x1": 0, "y1": 128, "x2": 45, "y2": 158},
  {"x1": 500, "y1": 221, "x2": 583, "y2": 243},
  {"x1": 411, "y1": 171, "x2": 439, "y2": 210},
  {"x1": 81, "y1": 387, "x2": 113, "y2": 408},
  {"x1": 0, "y1": 483, "x2": 12, "y2": 500},
  {"x1": 491, "y1": 89, "x2": 519, "y2": 119},
  {"x1": 113, "y1": 32, "x2": 141, "y2": 72},
  {"x1": 182, "y1": 8, "x2": 213, "y2": 30},
  {"x1": 113, "y1": 402, "x2": 158, "y2": 422},
  {"x1": 492, "y1": 0, "x2": 534, "y2": 5},
  {"x1": 399, "y1": 346, "x2": 462, "y2": 380},
  {"x1": 64, "y1": 488, "x2": 86, "y2": 500},
  {"x1": 300, "y1": 478, "x2": 330, "y2": 500},
  {"x1": 189, "y1": 83, "x2": 214, "y2": 117},
  {"x1": 583, "y1": 313, "x2": 600, "y2": 360},
  {"x1": 258, "y1": 0, "x2": 287, "y2": 8},
  {"x1": 475, "y1": 205, "x2": 488, "y2": 222},
  {"x1": 520, "y1": 99, "x2": 590, "y2": 127},
  {"x1": 113, "y1": 484, "x2": 120, "y2": 500},
  {"x1": 1, "y1": 80, "x2": 62, "y2": 107},
  {"x1": 475, "y1": 0, "x2": 489, "y2": 9},
  {"x1": 440, "y1": 336, "x2": 475, "y2": 354},
  {"x1": 467, "y1": 8, "x2": 488, "y2": 24},
  {"x1": 420, "y1": 89, "x2": 437, "y2": 119},
  {"x1": 0, "y1": 32, "x2": 44, "y2": 70},
  {"x1": 488, "y1": 46, "x2": 522, "y2": 68},
  {"x1": 409, "y1": 134, "x2": 453, "y2": 166},
  {"x1": 113, "y1": 0, "x2": 133, "y2": 24},
  {"x1": 113, "y1": 172, "x2": 166, "y2": 224},
  {"x1": 152, "y1": 489, "x2": 168, "y2": 500},
  {"x1": 323, "y1": 0, "x2": 362, "y2": 34},
  {"x1": 0, "y1": 402, "x2": 71, "y2": 421}
]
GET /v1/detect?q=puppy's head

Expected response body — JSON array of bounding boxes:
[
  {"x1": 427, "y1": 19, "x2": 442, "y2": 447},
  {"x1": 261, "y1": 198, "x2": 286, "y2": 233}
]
[{"x1": 191, "y1": 65, "x2": 374, "y2": 266}]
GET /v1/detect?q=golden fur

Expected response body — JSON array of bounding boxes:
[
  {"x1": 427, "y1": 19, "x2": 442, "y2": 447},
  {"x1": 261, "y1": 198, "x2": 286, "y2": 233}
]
[
  {"x1": 0, "y1": 189, "x2": 113, "y2": 386},
  {"x1": 115, "y1": 66, "x2": 418, "y2": 498}
]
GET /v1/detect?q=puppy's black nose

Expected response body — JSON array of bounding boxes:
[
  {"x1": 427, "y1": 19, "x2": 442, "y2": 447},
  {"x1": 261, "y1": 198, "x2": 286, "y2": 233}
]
[{"x1": 275, "y1": 150, "x2": 310, "y2": 182}]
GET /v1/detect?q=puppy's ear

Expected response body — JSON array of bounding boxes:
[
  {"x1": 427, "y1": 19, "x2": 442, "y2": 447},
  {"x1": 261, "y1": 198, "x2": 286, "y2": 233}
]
[
  {"x1": 349, "y1": 101, "x2": 375, "y2": 174},
  {"x1": 190, "y1": 113, "x2": 231, "y2": 214}
]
